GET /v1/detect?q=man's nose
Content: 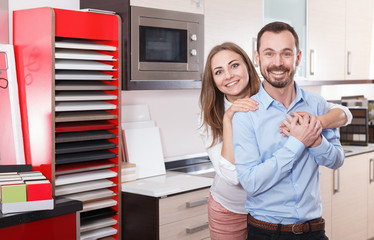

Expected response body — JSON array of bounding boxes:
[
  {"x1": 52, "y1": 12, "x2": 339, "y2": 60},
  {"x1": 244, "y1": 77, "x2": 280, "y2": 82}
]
[{"x1": 274, "y1": 54, "x2": 283, "y2": 66}]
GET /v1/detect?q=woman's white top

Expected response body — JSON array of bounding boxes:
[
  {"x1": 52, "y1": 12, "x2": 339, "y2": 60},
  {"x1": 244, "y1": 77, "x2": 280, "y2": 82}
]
[{"x1": 198, "y1": 98, "x2": 352, "y2": 214}]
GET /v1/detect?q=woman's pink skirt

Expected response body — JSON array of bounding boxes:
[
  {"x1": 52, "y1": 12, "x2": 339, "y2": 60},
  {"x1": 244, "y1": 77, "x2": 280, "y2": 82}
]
[{"x1": 208, "y1": 194, "x2": 247, "y2": 240}]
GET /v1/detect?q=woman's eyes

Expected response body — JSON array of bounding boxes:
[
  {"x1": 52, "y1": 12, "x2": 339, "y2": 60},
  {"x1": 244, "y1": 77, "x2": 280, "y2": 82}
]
[
  {"x1": 214, "y1": 63, "x2": 239, "y2": 75},
  {"x1": 231, "y1": 63, "x2": 239, "y2": 68}
]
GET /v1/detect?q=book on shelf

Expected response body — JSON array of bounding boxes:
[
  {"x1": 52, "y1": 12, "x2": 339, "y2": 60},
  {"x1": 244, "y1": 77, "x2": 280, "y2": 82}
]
[{"x1": 26, "y1": 179, "x2": 52, "y2": 201}]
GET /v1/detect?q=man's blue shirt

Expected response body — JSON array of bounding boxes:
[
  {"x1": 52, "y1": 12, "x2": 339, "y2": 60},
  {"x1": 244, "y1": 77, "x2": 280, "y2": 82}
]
[{"x1": 233, "y1": 82, "x2": 344, "y2": 224}]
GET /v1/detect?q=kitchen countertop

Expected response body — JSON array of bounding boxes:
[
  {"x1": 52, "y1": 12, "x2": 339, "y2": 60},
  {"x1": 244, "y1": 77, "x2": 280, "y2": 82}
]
[
  {"x1": 121, "y1": 171, "x2": 213, "y2": 197},
  {"x1": 0, "y1": 198, "x2": 82, "y2": 229},
  {"x1": 343, "y1": 143, "x2": 374, "y2": 157}
]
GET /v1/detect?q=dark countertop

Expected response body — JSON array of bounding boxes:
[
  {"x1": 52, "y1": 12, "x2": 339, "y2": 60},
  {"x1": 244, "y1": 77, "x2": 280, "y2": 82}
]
[{"x1": 0, "y1": 198, "x2": 82, "y2": 229}]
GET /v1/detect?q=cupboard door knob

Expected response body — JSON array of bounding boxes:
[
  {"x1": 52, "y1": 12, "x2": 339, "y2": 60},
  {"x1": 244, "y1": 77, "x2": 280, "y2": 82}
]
[
  {"x1": 186, "y1": 197, "x2": 208, "y2": 208},
  {"x1": 309, "y1": 49, "x2": 315, "y2": 76},
  {"x1": 347, "y1": 51, "x2": 352, "y2": 75},
  {"x1": 370, "y1": 158, "x2": 374, "y2": 183},
  {"x1": 186, "y1": 222, "x2": 209, "y2": 234},
  {"x1": 333, "y1": 168, "x2": 340, "y2": 194},
  {"x1": 252, "y1": 37, "x2": 258, "y2": 67}
]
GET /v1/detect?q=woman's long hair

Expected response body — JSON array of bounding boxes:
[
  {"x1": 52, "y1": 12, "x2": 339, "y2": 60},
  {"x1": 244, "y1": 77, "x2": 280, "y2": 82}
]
[{"x1": 199, "y1": 42, "x2": 261, "y2": 147}]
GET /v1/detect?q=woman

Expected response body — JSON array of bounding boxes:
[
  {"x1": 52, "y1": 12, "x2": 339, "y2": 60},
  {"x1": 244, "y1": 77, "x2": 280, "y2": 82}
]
[{"x1": 199, "y1": 42, "x2": 352, "y2": 239}]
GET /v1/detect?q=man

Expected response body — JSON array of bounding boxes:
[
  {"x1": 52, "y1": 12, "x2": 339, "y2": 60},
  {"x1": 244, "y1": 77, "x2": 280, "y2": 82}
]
[{"x1": 232, "y1": 21, "x2": 344, "y2": 239}]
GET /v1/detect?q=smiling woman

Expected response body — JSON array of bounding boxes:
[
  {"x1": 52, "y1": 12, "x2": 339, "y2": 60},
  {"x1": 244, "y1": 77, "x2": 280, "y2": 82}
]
[{"x1": 199, "y1": 42, "x2": 261, "y2": 239}]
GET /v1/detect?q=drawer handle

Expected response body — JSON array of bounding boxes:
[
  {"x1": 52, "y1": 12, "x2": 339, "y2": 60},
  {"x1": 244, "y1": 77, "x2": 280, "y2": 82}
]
[
  {"x1": 333, "y1": 168, "x2": 340, "y2": 194},
  {"x1": 310, "y1": 49, "x2": 315, "y2": 76},
  {"x1": 186, "y1": 197, "x2": 208, "y2": 208},
  {"x1": 186, "y1": 222, "x2": 209, "y2": 234},
  {"x1": 370, "y1": 158, "x2": 374, "y2": 183}
]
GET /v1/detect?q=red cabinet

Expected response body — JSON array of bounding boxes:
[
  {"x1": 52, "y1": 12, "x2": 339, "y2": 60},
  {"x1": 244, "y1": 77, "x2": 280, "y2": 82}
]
[{"x1": 13, "y1": 8, "x2": 121, "y2": 239}]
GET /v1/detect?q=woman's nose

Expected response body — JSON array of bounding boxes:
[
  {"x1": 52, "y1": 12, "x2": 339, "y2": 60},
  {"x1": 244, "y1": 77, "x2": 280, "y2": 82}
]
[{"x1": 224, "y1": 69, "x2": 233, "y2": 79}]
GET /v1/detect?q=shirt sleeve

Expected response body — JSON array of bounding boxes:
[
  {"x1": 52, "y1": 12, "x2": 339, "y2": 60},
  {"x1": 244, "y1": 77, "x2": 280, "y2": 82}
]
[
  {"x1": 327, "y1": 102, "x2": 352, "y2": 126},
  {"x1": 233, "y1": 112, "x2": 306, "y2": 197},
  {"x1": 309, "y1": 128, "x2": 345, "y2": 169},
  {"x1": 198, "y1": 114, "x2": 240, "y2": 185}
]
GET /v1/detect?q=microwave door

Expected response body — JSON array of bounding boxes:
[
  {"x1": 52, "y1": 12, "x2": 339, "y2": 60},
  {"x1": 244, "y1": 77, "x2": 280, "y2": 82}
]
[{"x1": 136, "y1": 18, "x2": 189, "y2": 71}]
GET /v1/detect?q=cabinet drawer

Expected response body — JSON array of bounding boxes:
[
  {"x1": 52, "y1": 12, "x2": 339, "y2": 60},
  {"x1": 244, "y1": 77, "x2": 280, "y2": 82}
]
[
  {"x1": 160, "y1": 213, "x2": 209, "y2": 240},
  {"x1": 159, "y1": 188, "x2": 209, "y2": 225}
]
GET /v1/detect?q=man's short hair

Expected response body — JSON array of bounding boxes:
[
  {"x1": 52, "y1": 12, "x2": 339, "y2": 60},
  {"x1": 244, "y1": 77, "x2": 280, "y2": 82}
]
[{"x1": 257, "y1": 21, "x2": 299, "y2": 52}]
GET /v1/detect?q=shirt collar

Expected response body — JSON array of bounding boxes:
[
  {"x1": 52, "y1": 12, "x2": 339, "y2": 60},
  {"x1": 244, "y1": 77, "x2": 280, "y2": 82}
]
[{"x1": 257, "y1": 81, "x2": 304, "y2": 110}]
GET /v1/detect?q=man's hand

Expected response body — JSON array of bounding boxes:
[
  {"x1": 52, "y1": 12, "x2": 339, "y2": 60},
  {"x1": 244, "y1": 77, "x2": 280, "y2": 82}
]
[{"x1": 280, "y1": 112, "x2": 322, "y2": 147}]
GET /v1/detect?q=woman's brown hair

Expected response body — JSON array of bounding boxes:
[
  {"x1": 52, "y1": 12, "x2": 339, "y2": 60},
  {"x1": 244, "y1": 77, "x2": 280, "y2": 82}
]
[{"x1": 199, "y1": 42, "x2": 261, "y2": 147}]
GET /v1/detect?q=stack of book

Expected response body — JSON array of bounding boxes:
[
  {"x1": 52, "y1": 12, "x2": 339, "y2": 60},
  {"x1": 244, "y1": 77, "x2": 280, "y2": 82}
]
[
  {"x1": 121, "y1": 162, "x2": 136, "y2": 183},
  {"x1": 0, "y1": 171, "x2": 53, "y2": 214}
]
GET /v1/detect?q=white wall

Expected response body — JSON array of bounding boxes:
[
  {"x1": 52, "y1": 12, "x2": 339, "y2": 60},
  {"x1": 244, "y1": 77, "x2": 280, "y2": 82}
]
[
  {"x1": 0, "y1": 0, "x2": 8, "y2": 44},
  {"x1": 122, "y1": 89, "x2": 205, "y2": 159},
  {"x1": 8, "y1": 0, "x2": 79, "y2": 43}
]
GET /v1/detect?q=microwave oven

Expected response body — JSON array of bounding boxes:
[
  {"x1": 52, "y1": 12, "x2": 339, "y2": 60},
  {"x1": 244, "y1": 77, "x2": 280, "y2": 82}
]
[
  {"x1": 129, "y1": 6, "x2": 204, "y2": 90},
  {"x1": 80, "y1": 0, "x2": 204, "y2": 90}
]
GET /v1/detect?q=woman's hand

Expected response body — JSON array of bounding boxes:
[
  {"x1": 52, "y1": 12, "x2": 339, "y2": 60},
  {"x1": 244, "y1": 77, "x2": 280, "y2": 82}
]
[
  {"x1": 280, "y1": 112, "x2": 322, "y2": 147},
  {"x1": 224, "y1": 96, "x2": 258, "y2": 121},
  {"x1": 280, "y1": 112, "x2": 321, "y2": 136}
]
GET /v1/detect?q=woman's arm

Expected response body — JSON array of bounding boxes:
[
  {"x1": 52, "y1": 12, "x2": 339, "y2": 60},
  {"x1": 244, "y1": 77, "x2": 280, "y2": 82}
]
[
  {"x1": 198, "y1": 97, "x2": 258, "y2": 185},
  {"x1": 221, "y1": 97, "x2": 258, "y2": 164},
  {"x1": 318, "y1": 103, "x2": 352, "y2": 129}
]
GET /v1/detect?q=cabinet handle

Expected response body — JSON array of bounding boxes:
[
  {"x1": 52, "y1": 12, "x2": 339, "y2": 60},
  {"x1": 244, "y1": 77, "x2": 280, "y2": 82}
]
[
  {"x1": 252, "y1": 37, "x2": 258, "y2": 67},
  {"x1": 186, "y1": 222, "x2": 209, "y2": 234},
  {"x1": 186, "y1": 197, "x2": 208, "y2": 208},
  {"x1": 309, "y1": 49, "x2": 315, "y2": 76},
  {"x1": 333, "y1": 169, "x2": 340, "y2": 193},
  {"x1": 347, "y1": 51, "x2": 352, "y2": 75},
  {"x1": 370, "y1": 158, "x2": 374, "y2": 183}
]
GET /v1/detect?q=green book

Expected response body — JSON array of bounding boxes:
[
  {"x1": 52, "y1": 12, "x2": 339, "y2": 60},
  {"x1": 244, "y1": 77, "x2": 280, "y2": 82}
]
[{"x1": 1, "y1": 184, "x2": 27, "y2": 203}]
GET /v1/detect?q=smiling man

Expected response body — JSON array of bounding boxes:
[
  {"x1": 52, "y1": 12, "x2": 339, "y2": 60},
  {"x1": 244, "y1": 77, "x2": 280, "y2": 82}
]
[{"x1": 232, "y1": 21, "x2": 345, "y2": 240}]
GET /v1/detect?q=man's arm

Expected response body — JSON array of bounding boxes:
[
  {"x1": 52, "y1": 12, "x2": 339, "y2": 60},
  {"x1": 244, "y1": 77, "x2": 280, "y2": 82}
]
[
  {"x1": 233, "y1": 112, "x2": 306, "y2": 197},
  {"x1": 284, "y1": 112, "x2": 344, "y2": 169}
]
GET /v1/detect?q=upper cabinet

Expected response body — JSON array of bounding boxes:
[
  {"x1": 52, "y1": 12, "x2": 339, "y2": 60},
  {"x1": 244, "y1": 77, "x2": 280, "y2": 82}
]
[
  {"x1": 308, "y1": 0, "x2": 374, "y2": 81},
  {"x1": 130, "y1": 0, "x2": 204, "y2": 14},
  {"x1": 204, "y1": 0, "x2": 263, "y2": 64},
  {"x1": 345, "y1": 0, "x2": 374, "y2": 80}
]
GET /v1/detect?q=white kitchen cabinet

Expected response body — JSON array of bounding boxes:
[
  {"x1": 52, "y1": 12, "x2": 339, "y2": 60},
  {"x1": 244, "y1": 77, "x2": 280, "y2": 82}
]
[
  {"x1": 307, "y1": 0, "x2": 346, "y2": 80},
  {"x1": 308, "y1": 0, "x2": 374, "y2": 81},
  {"x1": 367, "y1": 152, "x2": 374, "y2": 239},
  {"x1": 331, "y1": 153, "x2": 368, "y2": 240},
  {"x1": 122, "y1": 187, "x2": 210, "y2": 240},
  {"x1": 319, "y1": 166, "x2": 333, "y2": 239},
  {"x1": 204, "y1": 0, "x2": 263, "y2": 64},
  {"x1": 130, "y1": 0, "x2": 204, "y2": 14},
  {"x1": 345, "y1": 0, "x2": 374, "y2": 80}
]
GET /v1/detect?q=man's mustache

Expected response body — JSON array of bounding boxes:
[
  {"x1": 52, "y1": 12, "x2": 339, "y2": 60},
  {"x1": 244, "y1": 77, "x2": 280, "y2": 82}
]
[{"x1": 267, "y1": 66, "x2": 289, "y2": 72}]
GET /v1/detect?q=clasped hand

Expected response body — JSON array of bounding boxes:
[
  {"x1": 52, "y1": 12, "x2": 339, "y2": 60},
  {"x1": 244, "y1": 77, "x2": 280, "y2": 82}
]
[{"x1": 280, "y1": 112, "x2": 322, "y2": 147}]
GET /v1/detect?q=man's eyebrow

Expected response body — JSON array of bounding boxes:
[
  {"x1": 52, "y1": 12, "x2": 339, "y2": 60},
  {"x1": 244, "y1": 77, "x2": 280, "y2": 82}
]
[{"x1": 262, "y1": 48, "x2": 294, "y2": 52}]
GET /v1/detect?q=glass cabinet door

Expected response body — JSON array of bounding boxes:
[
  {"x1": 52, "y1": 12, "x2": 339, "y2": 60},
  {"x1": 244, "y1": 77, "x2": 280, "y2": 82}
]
[{"x1": 263, "y1": 0, "x2": 307, "y2": 79}]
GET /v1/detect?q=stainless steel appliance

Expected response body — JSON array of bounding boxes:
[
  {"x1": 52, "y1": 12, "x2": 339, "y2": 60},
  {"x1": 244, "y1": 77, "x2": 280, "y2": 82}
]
[
  {"x1": 129, "y1": 6, "x2": 204, "y2": 90},
  {"x1": 80, "y1": 0, "x2": 204, "y2": 90},
  {"x1": 165, "y1": 155, "x2": 215, "y2": 178}
]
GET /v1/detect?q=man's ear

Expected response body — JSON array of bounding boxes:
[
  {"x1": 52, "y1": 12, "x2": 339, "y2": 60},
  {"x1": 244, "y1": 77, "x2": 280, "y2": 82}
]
[
  {"x1": 295, "y1": 50, "x2": 302, "y2": 66},
  {"x1": 254, "y1": 50, "x2": 260, "y2": 66}
]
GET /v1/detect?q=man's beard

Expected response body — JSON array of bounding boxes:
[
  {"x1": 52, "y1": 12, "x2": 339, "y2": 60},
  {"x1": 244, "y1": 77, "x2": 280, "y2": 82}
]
[{"x1": 260, "y1": 66, "x2": 295, "y2": 88}]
